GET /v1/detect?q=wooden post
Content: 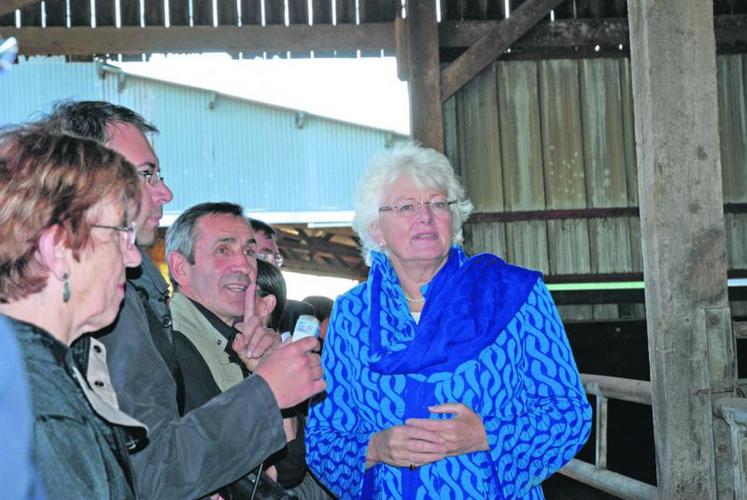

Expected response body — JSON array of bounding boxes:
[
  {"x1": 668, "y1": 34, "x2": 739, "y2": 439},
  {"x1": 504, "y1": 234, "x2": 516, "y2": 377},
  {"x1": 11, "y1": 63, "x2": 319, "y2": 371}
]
[
  {"x1": 627, "y1": 0, "x2": 737, "y2": 498},
  {"x1": 404, "y1": 1, "x2": 443, "y2": 152}
]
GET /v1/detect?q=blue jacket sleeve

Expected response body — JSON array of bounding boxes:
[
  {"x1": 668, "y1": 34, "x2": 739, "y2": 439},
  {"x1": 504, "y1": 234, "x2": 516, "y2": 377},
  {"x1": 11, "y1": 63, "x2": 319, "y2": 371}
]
[
  {"x1": 305, "y1": 296, "x2": 374, "y2": 498},
  {"x1": 481, "y1": 279, "x2": 592, "y2": 498}
]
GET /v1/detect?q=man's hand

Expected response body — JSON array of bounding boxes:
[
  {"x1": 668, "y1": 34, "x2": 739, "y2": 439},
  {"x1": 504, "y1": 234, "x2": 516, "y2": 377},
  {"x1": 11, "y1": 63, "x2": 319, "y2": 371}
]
[
  {"x1": 254, "y1": 336, "x2": 325, "y2": 409},
  {"x1": 231, "y1": 281, "x2": 280, "y2": 370},
  {"x1": 366, "y1": 424, "x2": 447, "y2": 469},
  {"x1": 405, "y1": 403, "x2": 489, "y2": 457}
]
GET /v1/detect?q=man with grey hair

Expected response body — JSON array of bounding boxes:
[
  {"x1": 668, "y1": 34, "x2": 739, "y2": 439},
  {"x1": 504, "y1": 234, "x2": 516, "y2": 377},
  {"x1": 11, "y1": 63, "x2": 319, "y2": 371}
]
[
  {"x1": 166, "y1": 203, "x2": 291, "y2": 407},
  {"x1": 42, "y1": 101, "x2": 325, "y2": 499},
  {"x1": 167, "y1": 202, "x2": 324, "y2": 497}
]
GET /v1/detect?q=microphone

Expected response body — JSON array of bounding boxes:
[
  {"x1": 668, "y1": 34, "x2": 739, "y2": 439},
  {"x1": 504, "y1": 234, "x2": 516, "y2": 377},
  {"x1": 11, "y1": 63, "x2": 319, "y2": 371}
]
[{"x1": 291, "y1": 314, "x2": 320, "y2": 343}]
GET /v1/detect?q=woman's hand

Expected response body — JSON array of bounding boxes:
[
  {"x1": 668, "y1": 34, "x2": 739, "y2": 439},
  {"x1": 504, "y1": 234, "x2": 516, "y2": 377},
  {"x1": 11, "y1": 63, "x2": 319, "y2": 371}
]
[
  {"x1": 365, "y1": 424, "x2": 447, "y2": 469},
  {"x1": 405, "y1": 403, "x2": 489, "y2": 457}
]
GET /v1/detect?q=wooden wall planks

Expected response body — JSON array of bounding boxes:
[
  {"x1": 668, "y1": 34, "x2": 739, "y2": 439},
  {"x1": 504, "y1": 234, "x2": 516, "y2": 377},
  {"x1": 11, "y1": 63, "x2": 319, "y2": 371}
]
[
  {"x1": 495, "y1": 60, "x2": 548, "y2": 270},
  {"x1": 719, "y1": 55, "x2": 747, "y2": 269},
  {"x1": 448, "y1": 55, "x2": 747, "y2": 279},
  {"x1": 497, "y1": 60, "x2": 545, "y2": 212},
  {"x1": 456, "y1": 64, "x2": 503, "y2": 212},
  {"x1": 579, "y1": 58, "x2": 631, "y2": 273},
  {"x1": 719, "y1": 55, "x2": 747, "y2": 203}
]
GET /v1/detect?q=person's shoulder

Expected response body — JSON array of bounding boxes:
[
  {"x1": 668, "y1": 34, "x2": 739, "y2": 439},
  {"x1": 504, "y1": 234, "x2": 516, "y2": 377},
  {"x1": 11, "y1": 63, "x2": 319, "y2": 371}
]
[
  {"x1": 466, "y1": 252, "x2": 542, "y2": 284},
  {"x1": 103, "y1": 282, "x2": 147, "y2": 330},
  {"x1": 328, "y1": 282, "x2": 369, "y2": 321},
  {"x1": 24, "y1": 358, "x2": 78, "y2": 418},
  {"x1": 336, "y1": 281, "x2": 368, "y2": 304},
  {"x1": 93, "y1": 283, "x2": 149, "y2": 350},
  {"x1": 169, "y1": 292, "x2": 201, "y2": 326}
]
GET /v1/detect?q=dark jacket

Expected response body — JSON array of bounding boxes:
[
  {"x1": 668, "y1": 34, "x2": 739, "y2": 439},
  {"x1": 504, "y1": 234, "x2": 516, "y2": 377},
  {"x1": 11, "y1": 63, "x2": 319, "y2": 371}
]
[
  {"x1": 172, "y1": 295, "x2": 308, "y2": 490},
  {"x1": 0, "y1": 315, "x2": 47, "y2": 500},
  {"x1": 77, "y1": 250, "x2": 285, "y2": 499},
  {"x1": 12, "y1": 317, "x2": 138, "y2": 499}
]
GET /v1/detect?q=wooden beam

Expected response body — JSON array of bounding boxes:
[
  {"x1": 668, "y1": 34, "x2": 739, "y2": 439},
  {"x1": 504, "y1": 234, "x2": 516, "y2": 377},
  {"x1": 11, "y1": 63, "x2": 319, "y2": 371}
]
[
  {"x1": 470, "y1": 207, "x2": 639, "y2": 223},
  {"x1": 439, "y1": 15, "x2": 747, "y2": 54},
  {"x1": 394, "y1": 16, "x2": 408, "y2": 81},
  {"x1": 440, "y1": 0, "x2": 565, "y2": 102},
  {"x1": 9, "y1": 23, "x2": 394, "y2": 56},
  {"x1": 280, "y1": 237, "x2": 362, "y2": 259},
  {"x1": 406, "y1": 1, "x2": 443, "y2": 151},
  {"x1": 0, "y1": 0, "x2": 39, "y2": 17},
  {"x1": 469, "y1": 203, "x2": 747, "y2": 223},
  {"x1": 440, "y1": 18, "x2": 629, "y2": 50},
  {"x1": 628, "y1": 0, "x2": 736, "y2": 497}
]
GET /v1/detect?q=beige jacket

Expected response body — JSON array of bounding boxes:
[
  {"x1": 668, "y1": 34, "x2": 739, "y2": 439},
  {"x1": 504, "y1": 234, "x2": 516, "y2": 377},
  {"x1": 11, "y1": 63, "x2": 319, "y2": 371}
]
[{"x1": 170, "y1": 292, "x2": 244, "y2": 391}]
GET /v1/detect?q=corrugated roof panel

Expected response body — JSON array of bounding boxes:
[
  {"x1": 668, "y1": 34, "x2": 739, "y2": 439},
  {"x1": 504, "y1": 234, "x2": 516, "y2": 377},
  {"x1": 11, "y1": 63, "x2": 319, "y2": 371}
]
[
  {"x1": 3, "y1": 57, "x2": 408, "y2": 223},
  {"x1": 101, "y1": 70, "x2": 405, "y2": 218},
  {"x1": 2, "y1": 57, "x2": 102, "y2": 126}
]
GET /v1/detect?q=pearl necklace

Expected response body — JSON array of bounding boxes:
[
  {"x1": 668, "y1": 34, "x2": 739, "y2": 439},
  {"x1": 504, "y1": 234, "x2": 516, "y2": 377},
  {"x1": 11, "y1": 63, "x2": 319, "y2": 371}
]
[{"x1": 404, "y1": 294, "x2": 425, "y2": 303}]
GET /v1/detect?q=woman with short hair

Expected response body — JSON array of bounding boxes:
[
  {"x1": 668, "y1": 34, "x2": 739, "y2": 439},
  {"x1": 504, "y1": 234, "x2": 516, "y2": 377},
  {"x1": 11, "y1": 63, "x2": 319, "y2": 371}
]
[
  {"x1": 0, "y1": 127, "x2": 144, "y2": 498},
  {"x1": 306, "y1": 143, "x2": 592, "y2": 499}
]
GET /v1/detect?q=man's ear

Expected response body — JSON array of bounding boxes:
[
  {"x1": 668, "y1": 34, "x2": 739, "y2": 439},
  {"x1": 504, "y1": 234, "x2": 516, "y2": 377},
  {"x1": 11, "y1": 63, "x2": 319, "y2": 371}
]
[
  {"x1": 257, "y1": 294, "x2": 277, "y2": 325},
  {"x1": 168, "y1": 251, "x2": 191, "y2": 291},
  {"x1": 37, "y1": 225, "x2": 68, "y2": 281}
]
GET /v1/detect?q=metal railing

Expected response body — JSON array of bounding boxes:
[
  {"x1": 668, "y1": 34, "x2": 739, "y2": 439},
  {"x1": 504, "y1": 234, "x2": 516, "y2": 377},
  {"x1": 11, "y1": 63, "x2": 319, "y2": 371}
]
[
  {"x1": 719, "y1": 321, "x2": 747, "y2": 498},
  {"x1": 714, "y1": 398, "x2": 747, "y2": 499},
  {"x1": 559, "y1": 374, "x2": 658, "y2": 499}
]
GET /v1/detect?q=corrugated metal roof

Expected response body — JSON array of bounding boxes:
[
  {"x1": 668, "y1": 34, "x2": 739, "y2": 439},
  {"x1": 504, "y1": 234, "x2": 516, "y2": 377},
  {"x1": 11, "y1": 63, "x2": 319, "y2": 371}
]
[{"x1": 3, "y1": 56, "x2": 408, "y2": 224}]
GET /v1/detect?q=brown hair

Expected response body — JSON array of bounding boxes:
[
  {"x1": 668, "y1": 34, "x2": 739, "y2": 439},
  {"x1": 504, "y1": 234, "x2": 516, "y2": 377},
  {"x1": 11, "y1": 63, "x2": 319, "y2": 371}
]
[{"x1": 0, "y1": 127, "x2": 141, "y2": 302}]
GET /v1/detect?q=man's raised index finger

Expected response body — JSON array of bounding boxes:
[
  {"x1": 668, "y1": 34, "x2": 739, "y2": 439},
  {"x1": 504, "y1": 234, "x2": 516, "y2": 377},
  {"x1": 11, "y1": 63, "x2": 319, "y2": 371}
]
[{"x1": 243, "y1": 280, "x2": 256, "y2": 324}]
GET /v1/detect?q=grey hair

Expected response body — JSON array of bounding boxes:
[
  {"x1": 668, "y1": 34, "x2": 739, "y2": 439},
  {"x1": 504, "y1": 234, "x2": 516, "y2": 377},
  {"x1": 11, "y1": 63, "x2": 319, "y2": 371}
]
[
  {"x1": 165, "y1": 202, "x2": 244, "y2": 288},
  {"x1": 352, "y1": 142, "x2": 473, "y2": 265}
]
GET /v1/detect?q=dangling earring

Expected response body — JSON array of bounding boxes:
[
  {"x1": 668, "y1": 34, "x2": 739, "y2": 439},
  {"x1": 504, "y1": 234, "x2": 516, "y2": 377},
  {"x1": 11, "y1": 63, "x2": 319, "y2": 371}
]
[{"x1": 62, "y1": 273, "x2": 71, "y2": 303}]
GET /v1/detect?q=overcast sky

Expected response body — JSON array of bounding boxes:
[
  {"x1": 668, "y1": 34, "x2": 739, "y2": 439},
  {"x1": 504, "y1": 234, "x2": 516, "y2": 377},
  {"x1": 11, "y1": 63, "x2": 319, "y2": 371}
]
[{"x1": 117, "y1": 53, "x2": 410, "y2": 134}]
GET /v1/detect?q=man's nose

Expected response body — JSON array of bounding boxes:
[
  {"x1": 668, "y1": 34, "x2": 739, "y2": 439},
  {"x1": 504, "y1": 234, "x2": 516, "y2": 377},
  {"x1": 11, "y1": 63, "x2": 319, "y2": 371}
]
[
  {"x1": 152, "y1": 179, "x2": 174, "y2": 205},
  {"x1": 232, "y1": 250, "x2": 256, "y2": 273}
]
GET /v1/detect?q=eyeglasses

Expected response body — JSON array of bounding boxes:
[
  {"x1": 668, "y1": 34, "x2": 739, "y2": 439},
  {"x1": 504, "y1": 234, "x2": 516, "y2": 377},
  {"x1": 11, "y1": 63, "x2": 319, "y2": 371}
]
[
  {"x1": 91, "y1": 221, "x2": 137, "y2": 248},
  {"x1": 379, "y1": 198, "x2": 457, "y2": 218},
  {"x1": 138, "y1": 167, "x2": 165, "y2": 188},
  {"x1": 256, "y1": 250, "x2": 284, "y2": 268}
]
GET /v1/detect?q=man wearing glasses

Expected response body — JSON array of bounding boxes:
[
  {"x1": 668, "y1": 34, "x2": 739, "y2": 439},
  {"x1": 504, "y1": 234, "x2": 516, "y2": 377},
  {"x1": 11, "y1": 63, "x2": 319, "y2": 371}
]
[{"x1": 40, "y1": 101, "x2": 325, "y2": 498}]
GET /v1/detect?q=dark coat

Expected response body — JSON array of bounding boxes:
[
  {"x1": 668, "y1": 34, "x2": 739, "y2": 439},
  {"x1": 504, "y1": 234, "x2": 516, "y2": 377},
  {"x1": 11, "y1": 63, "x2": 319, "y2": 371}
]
[
  {"x1": 76, "y1": 250, "x2": 285, "y2": 499},
  {"x1": 13, "y1": 317, "x2": 137, "y2": 499},
  {"x1": 172, "y1": 296, "x2": 308, "y2": 490}
]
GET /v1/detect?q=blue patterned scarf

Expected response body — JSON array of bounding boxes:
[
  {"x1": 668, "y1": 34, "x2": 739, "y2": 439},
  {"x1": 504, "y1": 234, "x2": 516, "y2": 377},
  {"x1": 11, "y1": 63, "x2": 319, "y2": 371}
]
[{"x1": 367, "y1": 246, "x2": 541, "y2": 376}]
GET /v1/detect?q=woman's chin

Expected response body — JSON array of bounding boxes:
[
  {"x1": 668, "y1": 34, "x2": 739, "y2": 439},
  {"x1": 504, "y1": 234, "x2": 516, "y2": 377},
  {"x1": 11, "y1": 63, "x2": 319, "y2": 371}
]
[
  {"x1": 407, "y1": 248, "x2": 449, "y2": 262},
  {"x1": 78, "y1": 300, "x2": 124, "y2": 337}
]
